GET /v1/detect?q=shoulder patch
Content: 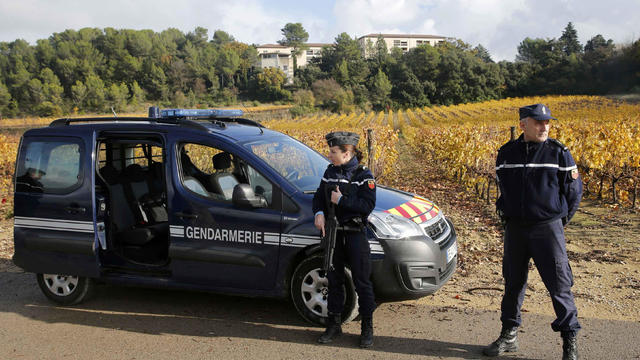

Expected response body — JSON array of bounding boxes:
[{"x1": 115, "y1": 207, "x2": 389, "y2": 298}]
[{"x1": 548, "y1": 138, "x2": 568, "y2": 151}]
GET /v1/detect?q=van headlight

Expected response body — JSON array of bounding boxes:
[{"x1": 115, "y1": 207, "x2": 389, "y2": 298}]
[{"x1": 367, "y1": 210, "x2": 423, "y2": 239}]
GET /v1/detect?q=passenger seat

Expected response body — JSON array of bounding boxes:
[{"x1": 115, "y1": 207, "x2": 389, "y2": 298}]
[
  {"x1": 109, "y1": 164, "x2": 168, "y2": 246},
  {"x1": 209, "y1": 153, "x2": 239, "y2": 200}
]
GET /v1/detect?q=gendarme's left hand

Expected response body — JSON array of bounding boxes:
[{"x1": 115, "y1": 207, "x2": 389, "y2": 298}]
[{"x1": 331, "y1": 186, "x2": 342, "y2": 204}]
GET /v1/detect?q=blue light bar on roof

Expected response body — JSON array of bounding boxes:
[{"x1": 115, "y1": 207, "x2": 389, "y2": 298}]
[{"x1": 160, "y1": 108, "x2": 244, "y2": 118}]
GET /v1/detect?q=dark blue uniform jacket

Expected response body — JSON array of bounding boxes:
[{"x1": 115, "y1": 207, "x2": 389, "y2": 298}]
[
  {"x1": 312, "y1": 156, "x2": 376, "y2": 225},
  {"x1": 496, "y1": 135, "x2": 582, "y2": 224}
]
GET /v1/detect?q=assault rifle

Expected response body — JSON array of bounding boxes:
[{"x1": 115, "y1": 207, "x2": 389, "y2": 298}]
[{"x1": 321, "y1": 186, "x2": 339, "y2": 273}]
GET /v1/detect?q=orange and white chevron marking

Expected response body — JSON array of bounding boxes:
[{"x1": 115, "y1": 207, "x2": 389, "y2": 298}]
[{"x1": 384, "y1": 197, "x2": 440, "y2": 224}]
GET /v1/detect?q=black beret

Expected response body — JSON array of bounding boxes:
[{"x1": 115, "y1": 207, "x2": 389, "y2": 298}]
[{"x1": 325, "y1": 131, "x2": 360, "y2": 147}]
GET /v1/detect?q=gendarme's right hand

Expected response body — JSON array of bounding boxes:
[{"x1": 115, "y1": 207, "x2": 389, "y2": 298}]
[{"x1": 315, "y1": 213, "x2": 326, "y2": 237}]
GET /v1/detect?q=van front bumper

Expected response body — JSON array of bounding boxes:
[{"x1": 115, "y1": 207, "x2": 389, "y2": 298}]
[{"x1": 371, "y1": 218, "x2": 457, "y2": 300}]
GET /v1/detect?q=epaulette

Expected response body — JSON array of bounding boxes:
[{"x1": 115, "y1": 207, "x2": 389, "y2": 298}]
[{"x1": 548, "y1": 138, "x2": 568, "y2": 151}]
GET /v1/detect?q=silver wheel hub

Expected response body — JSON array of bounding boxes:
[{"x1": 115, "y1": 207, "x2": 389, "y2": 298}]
[
  {"x1": 300, "y1": 267, "x2": 328, "y2": 317},
  {"x1": 43, "y1": 274, "x2": 79, "y2": 296}
]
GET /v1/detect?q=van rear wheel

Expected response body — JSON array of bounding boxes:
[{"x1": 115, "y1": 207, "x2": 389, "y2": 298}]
[
  {"x1": 36, "y1": 273, "x2": 93, "y2": 305},
  {"x1": 290, "y1": 255, "x2": 358, "y2": 326}
]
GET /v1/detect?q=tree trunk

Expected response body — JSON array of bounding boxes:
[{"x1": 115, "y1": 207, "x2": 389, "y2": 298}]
[
  {"x1": 598, "y1": 174, "x2": 604, "y2": 199},
  {"x1": 486, "y1": 177, "x2": 492, "y2": 204},
  {"x1": 633, "y1": 180, "x2": 638, "y2": 209}
]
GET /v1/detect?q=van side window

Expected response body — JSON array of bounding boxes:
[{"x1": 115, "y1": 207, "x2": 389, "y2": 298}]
[
  {"x1": 15, "y1": 139, "x2": 83, "y2": 194},
  {"x1": 179, "y1": 143, "x2": 273, "y2": 206}
]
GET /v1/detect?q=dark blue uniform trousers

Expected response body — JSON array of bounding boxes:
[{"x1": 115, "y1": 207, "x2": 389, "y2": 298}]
[
  {"x1": 501, "y1": 219, "x2": 581, "y2": 334},
  {"x1": 328, "y1": 230, "x2": 376, "y2": 318}
]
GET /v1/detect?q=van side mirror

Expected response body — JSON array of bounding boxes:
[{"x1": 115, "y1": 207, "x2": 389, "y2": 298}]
[{"x1": 232, "y1": 184, "x2": 268, "y2": 208}]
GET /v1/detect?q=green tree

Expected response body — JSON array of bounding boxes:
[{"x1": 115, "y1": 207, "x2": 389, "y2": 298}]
[
  {"x1": 7, "y1": 63, "x2": 33, "y2": 111},
  {"x1": 27, "y1": 78, "x2": 44, "y2": 107},
  {"x1": 35, "y1": 39, "x2": 56, "y2": 69},
  {"x1": 559, "y1": 22, "x2": 582, "y2": 56},
  {"x1": 277, "y1": 23, "x2": 309, "y2": 71},
  {"x1": 107, "y1": 82, "x2": 129, "y2": 112},
  {"x1": 294, "y1": 63, "x2": 324, "y2": 89},
  {"x1": 369, "y1": 69, "x2": 392, "y2": 110},
  {"x1": 186, "y1": 27, "x2": 209, "y2": 47},
  {"x1": 84, "y1": 74, "x2": 106, "y2": 111},
  {"x1": 171, "y1": 90, "x2": 188, "y2": 108},
  {"x1": 473, "y1": 44, "x2": 493, "y2": 63},
  {"x1": 216, "y1": 48, "x2": 240, "y2": 88},
  {"x1": 129, "y1": 80, "x2": 145, "y2": 106},
  {"x1": 167, "y1": 57, "x2": 188, "y2": 93},
  {"x1": 390, "y1": 64, "x2": 429, "y2": 107},
  {"x1": 39, "y1": 68, "x2": 64, "y2": 107},
  {"x1": 142, "y1": 59, "x2": 168, "y2": 100},
  {"x1": 212, "y1": 30, "x2": 235, "y2": 46},
  {"x1": 404, "y1": 44, "x2": 440, "y2": 98},
  {"x1": 311, "y1": 78, "x2": 353, "y2": 113},
  {"x1": 255, "y1": 67, "x2": 290, "y2": 101},
  {"x1": 71, "y1": 80, "x2": 88, "y2": 109},
  {"x1": 372, "y1": 35, "x2": 390, "y2": 69},
  {"x1": 333, "y1": 59, "x2": 350, "y2": 85},
  {"x1": 0, "y1": 81, "x2": 12, "y2": 118},
  {"x1": 320, "y1": 33, "x2": 370, "y2": 101},
  {"x1": 584, "y1": 34, "x2": 615, "y2": 64},
  {"x1": 125, "y1": 30, "x2": 153, "y2": 57},
  {"x1": 289, "y1": 89, "x2": 315, "y2": 117}
]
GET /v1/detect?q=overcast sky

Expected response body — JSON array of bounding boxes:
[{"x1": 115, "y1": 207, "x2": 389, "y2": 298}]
[{"x1": 0, "y1": 0, "x2": 638, "y2": 61}]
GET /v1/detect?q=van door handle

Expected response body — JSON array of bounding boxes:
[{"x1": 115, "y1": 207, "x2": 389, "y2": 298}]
[
  {"x1": 65, "y1": 206, "x2": 86, "y2": 214},
  {"x1": 175, "y1": 212, "x2": 198, "y2": 219}
]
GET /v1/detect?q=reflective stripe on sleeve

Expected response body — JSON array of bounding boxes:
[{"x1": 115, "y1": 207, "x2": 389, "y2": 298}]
[{"x1": 496, "y1": 163, "x2": 577, "y2": 171}]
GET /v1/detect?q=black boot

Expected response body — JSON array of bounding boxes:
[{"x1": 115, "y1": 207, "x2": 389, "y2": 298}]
[
  {"x1": 318, "y1": 313, "x2": 342, "y2": 344},
  {"x1": 360, "y1": 316, "x2": 374, "y2": 348},
  {"x1": 562, "y1": 333, "x2": 578, "y2": 360},
  {"x1": 482, "y1": 326, "x2": 518, "y2": 356}
]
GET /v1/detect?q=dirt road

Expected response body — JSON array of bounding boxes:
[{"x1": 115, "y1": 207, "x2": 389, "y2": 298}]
[{"x1": 0, "y1": 268, "x2": 639, "y2": 359}]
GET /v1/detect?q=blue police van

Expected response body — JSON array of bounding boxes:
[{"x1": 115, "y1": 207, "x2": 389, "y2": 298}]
[{"x1": 12, "y1": 107, "x2": 457, "y2": 325}]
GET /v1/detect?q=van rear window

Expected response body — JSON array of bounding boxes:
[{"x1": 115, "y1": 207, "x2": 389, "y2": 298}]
[{"x1": 15, "y1": 138, "x2": 83, "y2": 194}]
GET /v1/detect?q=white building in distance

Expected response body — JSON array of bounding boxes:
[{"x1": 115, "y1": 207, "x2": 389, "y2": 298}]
[
  {"x1": 255, "y1": 43, "x2": 328, "y2": 84},
  {"x1": 357, "y1": 34, "x2": 449, "y2": 57},
  {"x1": 255, "y1": 34, "x2": 450, "y2": 83}
]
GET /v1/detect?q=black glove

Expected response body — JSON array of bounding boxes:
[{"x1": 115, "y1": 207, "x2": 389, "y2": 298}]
[
  {"x1": 497, "y1": 209, "x2": 508, "y2": 229},
  {"x1": 562, "y1": 216, "x2": 568, "y2": 227}
]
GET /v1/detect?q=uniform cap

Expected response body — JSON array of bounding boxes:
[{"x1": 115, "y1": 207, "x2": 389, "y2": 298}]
[
  {"x1": 325, "y1": 131, "x2": 360, "y2": 147},
  {"x1": 519, "y1": 103, "x2": 557, "y2": 121}
]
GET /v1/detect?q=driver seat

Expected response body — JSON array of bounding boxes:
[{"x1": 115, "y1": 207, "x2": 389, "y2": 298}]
[{"x1": 209, "y1": 152, "x2": 238, "y2": 200}]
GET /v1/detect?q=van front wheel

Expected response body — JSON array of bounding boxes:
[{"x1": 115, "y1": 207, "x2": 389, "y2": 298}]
[
  {"x1": 290, "y1": 255, "x2": 358, "y2": 326},
  {"x1": 36, "y1": 273, "x2": 93, "y2": 305}
]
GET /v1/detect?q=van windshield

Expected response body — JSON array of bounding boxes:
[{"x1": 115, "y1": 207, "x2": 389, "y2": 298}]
[{"x1": 243, "y1": 137, "x2": 328, "y2": 192}]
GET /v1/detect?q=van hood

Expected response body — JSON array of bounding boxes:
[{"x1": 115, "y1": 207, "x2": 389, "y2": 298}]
[{"x1": 375, "y1": 186, "x2": 441, "y2": 225}]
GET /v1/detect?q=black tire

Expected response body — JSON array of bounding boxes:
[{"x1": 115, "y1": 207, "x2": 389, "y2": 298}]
[
  {"x1": 290, "y1": 255, "x2": 358, "y2": 326},
  {"x1": 36, "y1": 273, "x2": 93, "y2": 305}
]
